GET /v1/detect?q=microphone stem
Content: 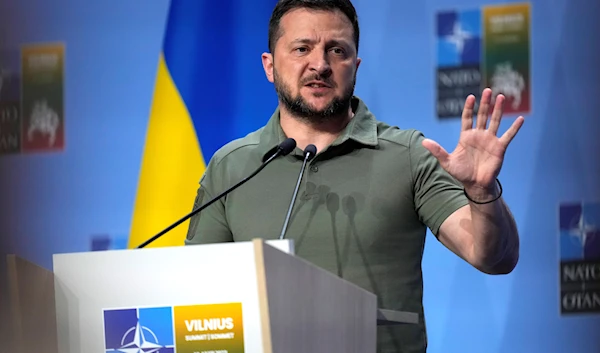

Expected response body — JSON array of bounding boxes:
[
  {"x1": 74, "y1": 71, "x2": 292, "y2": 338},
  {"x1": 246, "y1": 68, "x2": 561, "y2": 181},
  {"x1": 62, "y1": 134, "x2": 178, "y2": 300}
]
[
  {"x1": 279, "y1": 154, "x2": 310, "y2": 240},
  {"x1": 136, "y1": 149, "x2": 283, "y2": 249}
]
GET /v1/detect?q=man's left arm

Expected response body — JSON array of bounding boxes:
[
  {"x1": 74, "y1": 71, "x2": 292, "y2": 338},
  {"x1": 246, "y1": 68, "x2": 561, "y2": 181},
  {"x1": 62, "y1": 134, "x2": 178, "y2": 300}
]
[
  {"x1": 422, "y1": 88, "x2": 524, "y2": 275},
  {"x1": 437, "y1": 190, "x2": 520, "y2": 275}
]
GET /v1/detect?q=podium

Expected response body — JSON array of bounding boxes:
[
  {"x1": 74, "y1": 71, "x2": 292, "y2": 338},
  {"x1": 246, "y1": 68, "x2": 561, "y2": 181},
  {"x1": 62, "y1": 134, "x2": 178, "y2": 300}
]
[{"x1": 6, "y1": 238, "x2": 418, "y2": 353}]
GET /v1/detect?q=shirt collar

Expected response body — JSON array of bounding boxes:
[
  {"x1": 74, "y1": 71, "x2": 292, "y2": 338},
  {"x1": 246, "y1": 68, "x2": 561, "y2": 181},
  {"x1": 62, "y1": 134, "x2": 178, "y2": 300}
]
[{"x1": 258, "y1": 96, "x2": 379, "y2": 158}]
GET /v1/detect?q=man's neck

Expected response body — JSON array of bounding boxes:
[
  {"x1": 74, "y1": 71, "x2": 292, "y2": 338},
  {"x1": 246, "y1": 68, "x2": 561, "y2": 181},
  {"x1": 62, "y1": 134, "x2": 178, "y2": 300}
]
[{"x1": 279, "y1": 107, "x2": 354, "y2": 153}]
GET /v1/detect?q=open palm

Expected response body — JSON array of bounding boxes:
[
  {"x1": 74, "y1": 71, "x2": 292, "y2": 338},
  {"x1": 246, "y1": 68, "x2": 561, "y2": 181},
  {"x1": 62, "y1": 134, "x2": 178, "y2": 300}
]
[{"x1": 422, "y1": 88, "x2": 524, "y2": 191}]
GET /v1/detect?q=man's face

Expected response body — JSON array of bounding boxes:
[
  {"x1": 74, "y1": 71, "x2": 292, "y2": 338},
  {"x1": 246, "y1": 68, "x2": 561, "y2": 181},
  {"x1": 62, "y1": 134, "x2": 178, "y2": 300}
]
[{"x1": 262, "y1": 8, "x2": 361, "y2": 122}]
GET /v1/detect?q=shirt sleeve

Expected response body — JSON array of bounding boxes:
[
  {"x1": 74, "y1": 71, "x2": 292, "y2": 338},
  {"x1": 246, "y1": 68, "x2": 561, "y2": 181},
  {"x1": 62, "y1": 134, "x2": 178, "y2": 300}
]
[
  {"x1": 409, "y1": 130, "x2": 469, "y2": 237},
  {"x1": 184, "y1": 157, "x2": 234, "y2": 245}
]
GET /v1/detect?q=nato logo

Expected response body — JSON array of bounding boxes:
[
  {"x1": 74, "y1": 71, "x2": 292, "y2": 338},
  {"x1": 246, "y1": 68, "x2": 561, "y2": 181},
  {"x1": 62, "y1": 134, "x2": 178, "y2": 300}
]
[
  {"x1": 559, "y1": 202, "x2": 600, "y2": 260},
  {"x1": 436, "y1": 9, "x2": 481, "y2": 67},
  {"x1": 435, "y1": 8, "x2": 483, "y2": 118},
  {"x1": 104, "y1": 307, "x2": 175, "y2": 353}
]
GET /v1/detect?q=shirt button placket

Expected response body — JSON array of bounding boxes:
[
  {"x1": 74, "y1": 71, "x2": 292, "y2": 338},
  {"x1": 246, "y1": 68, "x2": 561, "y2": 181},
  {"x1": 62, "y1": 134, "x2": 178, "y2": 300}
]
[{"x1": 303, "y1": 163, "x2": 318, "y2": 200}]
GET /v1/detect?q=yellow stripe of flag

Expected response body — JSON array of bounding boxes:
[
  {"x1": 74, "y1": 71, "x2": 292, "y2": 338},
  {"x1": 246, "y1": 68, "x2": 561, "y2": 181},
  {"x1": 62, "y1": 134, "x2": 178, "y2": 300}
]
[{"x1": 127, "y1": 53, "x2": 206, "y2": 249}]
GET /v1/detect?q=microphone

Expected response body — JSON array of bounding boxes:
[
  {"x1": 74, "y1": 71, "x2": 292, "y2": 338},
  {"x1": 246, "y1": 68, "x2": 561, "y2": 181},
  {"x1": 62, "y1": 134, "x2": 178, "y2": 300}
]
[
  {"x1": 136, "y1": 138, "x2": 297, "y2": 248},
  {"x1": 279, "y1": 144, "x2": 317, "y2": 240}
]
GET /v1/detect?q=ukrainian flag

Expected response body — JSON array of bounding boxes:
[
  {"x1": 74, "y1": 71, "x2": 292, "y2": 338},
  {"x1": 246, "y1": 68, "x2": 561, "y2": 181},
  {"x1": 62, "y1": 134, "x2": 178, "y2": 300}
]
[{"x1": 127, "y1": 1, "x2": 238, "y2": 248}]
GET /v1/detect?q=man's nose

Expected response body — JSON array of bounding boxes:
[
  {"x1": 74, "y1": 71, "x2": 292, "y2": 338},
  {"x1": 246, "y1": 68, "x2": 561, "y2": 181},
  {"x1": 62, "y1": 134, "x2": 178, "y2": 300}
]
[{"x1": 308, "y1": 51, "x2": 332, "y2": 77}]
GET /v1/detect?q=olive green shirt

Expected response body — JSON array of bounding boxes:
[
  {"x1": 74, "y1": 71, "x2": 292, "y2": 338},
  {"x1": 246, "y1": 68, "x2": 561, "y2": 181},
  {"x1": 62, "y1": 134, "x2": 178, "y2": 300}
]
[{"x1": 185, "y1": 96, "x2": 469, "y2": 352}]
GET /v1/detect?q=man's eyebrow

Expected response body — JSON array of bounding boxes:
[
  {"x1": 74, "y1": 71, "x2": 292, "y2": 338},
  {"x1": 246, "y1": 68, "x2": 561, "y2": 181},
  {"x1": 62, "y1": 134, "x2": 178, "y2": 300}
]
[
  {"x1": 290, "y1": 38, "x2": 350, "y2": 47},
  {"x1": 290, "y1": 38, "x2": 315, "y2": 45}
]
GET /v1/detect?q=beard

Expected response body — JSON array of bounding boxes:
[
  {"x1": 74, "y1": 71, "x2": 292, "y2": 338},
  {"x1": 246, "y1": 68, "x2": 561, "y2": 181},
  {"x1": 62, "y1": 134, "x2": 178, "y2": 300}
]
[{"x1": 273, "y1": 68, "x2": 355, "y2": 124}]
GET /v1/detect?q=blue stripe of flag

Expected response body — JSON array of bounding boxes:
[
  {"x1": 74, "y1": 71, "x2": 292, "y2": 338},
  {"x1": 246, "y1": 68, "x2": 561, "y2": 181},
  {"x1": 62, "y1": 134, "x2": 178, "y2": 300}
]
[{"x1": 162, "y1": 0, "x2": 236, "y2": 160}]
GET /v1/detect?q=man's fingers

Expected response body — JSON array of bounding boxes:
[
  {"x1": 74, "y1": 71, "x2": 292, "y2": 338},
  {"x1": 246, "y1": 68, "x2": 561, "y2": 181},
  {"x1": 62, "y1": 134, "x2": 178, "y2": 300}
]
[
  {"x1": 476, "y1": 88, "x2": 492, "y2": 130},
  {"x1": 461, "y1": 95, "x2": 476, "y2": 131},
  {"x1": 499, "y1": 116, "x2": 525, "y2": 147},
  {"x1": 488, "y1": 94, "x2": 505, "y2": 135},
  {"x1": 422, "y1": 138, "x2": 450, "y2": 169}
]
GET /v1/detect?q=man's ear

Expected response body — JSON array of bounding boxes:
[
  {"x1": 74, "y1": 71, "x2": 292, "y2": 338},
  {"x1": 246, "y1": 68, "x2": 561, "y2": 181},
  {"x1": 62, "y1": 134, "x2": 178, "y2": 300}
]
[{"x1": 261, "y1": 52, "x2": 274, "y2": 83}]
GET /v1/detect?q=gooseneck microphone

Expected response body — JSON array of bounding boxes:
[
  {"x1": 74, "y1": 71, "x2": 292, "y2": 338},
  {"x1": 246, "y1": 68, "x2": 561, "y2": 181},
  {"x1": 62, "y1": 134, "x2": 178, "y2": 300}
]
[
  {"x1": 136, "y1": 138, "x2": 297, "y2": 248},
  {"x1": 279, "y1": 144, "x2": 317, "y2": 240}
]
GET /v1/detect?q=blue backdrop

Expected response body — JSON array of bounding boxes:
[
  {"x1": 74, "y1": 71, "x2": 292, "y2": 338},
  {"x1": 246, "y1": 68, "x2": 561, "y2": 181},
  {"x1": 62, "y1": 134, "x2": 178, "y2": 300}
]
[{"x1": 0, "y1": 0, "x2": 598, "y2": 352}]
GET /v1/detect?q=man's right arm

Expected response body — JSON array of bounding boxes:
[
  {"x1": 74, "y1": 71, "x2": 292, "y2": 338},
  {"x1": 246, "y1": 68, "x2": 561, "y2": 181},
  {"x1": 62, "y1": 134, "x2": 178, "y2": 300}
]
[{"x1": 184, "y1": 166, "x2": 234, "y2": 245}]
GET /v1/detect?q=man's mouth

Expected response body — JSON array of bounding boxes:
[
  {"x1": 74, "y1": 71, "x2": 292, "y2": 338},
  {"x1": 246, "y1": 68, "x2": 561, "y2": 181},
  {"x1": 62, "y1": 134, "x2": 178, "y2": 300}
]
[{"x1": 305, "y1": 81, "x2": 331, "y2": 88}]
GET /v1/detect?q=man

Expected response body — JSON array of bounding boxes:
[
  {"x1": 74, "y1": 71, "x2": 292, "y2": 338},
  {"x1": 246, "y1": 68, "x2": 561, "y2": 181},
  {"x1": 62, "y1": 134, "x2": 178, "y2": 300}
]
[{"x1": 185, "y1": 0, "x2": 523, "y2": 351}]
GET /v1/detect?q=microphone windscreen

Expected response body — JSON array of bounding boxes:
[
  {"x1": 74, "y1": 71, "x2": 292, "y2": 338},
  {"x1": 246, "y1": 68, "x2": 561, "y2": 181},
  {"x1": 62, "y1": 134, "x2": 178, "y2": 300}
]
[
  {"x1": 304, "y1": 144, "x2": 317, "y2": 160},
  {"x1": 279, "y1": 138, "x2": 297, "y2": 155}
]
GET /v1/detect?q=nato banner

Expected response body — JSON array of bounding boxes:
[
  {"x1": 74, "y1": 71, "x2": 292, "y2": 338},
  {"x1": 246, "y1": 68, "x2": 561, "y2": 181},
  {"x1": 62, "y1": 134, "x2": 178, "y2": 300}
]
[{"x1": 436, "y1": 3, "x2": 531, "y2": 119}]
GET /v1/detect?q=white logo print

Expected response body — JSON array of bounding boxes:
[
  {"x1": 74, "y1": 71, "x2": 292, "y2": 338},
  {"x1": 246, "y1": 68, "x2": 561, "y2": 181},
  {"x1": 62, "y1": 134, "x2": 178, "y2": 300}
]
[
  {"x1": 27, "y1": 99, "x2": 60, "y2": 146},
  {"x1": 116, "y1": 320, "x2": 166, "y2": 353},
  {"x1": 490, "y1": 62, "x2": 525, "y2": 110}
]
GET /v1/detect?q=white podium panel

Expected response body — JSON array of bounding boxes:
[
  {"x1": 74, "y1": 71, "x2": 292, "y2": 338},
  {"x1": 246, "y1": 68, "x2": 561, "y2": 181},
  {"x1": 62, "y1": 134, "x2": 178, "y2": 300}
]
[
  {"x1": 53, "y1": 241, "x2": 283, "y2": 353},
  {"x1": 42, "y1": 238, "x2": 412, "y2": 353}
]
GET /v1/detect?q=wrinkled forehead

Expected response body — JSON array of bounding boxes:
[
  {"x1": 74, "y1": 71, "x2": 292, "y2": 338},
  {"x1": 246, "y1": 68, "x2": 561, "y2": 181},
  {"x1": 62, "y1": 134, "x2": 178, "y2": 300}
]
[{"x1": 277, "y1": 8, "x2": 355, "y2": 47}]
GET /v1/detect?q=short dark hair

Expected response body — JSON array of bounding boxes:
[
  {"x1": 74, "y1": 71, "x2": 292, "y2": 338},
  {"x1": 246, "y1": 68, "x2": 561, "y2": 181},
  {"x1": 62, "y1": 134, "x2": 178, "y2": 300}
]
[{"x1": 268, "y1": 0, "x2": 360, "y2": 54}]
